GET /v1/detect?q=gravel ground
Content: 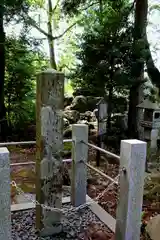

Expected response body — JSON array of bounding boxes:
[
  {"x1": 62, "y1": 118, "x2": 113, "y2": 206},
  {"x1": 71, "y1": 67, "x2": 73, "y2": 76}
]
[{"x1": 12, "y1": 203, "x2": 112, "y2": 240}]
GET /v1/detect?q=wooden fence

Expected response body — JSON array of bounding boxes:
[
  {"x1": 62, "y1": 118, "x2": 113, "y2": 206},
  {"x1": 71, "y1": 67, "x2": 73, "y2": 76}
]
[
  {"x1": 0, "y1": 125, "x2": 147, "y2": 240},
  {"x1": 0, "y1": 68, "x2": 147, "y2": 240}
]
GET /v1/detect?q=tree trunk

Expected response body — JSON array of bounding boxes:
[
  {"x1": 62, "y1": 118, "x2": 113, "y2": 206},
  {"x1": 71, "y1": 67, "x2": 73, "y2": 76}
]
[
  {"x1": 0, "y1": 5, "x2": 7, "y2": 141},
  {"x1": 128, "y1": 0, "x2": 148, "y2": 139},
  {"x1": 107, "y1": 85, "x2": 113, "y2": 131},
  {"x1": 47, "y1": 0, "x2": 57, "y2": 69},
  {"x1": 145, "y1": 27, "x2": 160, "y2": 95},
  {"x1": 128, "y1": 84, "x2": 140, "y2": 138}
]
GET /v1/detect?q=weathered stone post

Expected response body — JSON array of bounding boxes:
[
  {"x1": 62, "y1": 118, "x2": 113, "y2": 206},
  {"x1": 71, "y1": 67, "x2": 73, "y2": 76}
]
[
  {"x1": 0, "y1": 147, "x2": 11, "y2": 240},
  {"x1": 115, "y1": 139, "x2": 146, "y2": 240},
  {"x1": 36, "y1": 69, "x2": 64, "y2": 236}
]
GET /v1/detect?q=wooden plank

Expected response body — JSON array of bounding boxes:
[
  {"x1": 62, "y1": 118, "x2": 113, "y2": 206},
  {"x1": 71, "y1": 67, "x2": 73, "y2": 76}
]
[
  {"x1": 115, "y1": 139, "x2": 146, "y2": 240},
  {"x1": 36, "y1": 69, "x2": 64, "y2": 236},
  {"x1": 71, "y1": 124, "x2": 88, "y2": 207}
]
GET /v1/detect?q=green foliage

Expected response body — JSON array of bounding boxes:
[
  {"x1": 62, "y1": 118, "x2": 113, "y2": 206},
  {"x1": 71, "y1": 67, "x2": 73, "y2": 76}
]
[
  {"x1": 61, "y1": 0, "x2": 91, "y2": 16},
  {"x1": 63, "y1": 142, "x2": 72, "y2": 151},
  {"x1": 4, "y1": 0, "x2": 30, "y2": 23},
  {"x1": 5, "y1": 34, "x2": 49, "y2": 133},
  {"x1": 149, "y1": 4, "x2": 160, "y2": 12},
  {"x1": 65, "y1": 80, "x2": 73, "y2": 96},
  {"x1": 69, "y1": 0, "x2": 134, "y2": 96}
]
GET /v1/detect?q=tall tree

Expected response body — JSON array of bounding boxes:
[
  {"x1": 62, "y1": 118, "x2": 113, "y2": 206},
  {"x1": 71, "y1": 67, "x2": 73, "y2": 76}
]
[
  {"x1": 127, "y1": 0, "x2": 147, "y2": 138},
  {"x1": 128, "y1": 0, "x2": 160, "y2": 138},
  {"x1": 5, "y1": 33, "x2": 48, "y2": 137},
  {"x1": 0, "y1": 0, "x2": 27, "y2": 140},
  {"x1": 0, "y1": 4, "x2": 6, "y2": 140},
  {"x1": 68, "y1": 0, "x2": 133, "y2": 131},
  {"x1": 145, "y1": 1, "x2": 160, "y2": 94},
  {"x1": 21, "y1": 0, "x2": 78, "y2": 69}
]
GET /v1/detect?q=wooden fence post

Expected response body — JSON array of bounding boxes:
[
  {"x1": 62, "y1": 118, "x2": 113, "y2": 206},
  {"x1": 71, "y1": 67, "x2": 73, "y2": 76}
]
[
  {"x1": 0, "y1": 147, "x2": 11, "y2": 240},
  {"x1": 71, "y1": 124, "x2": 88, "y2": 207},
  {"x1": 115, "y1": 139, "x2": 146, "y2": 240},
  {"x1": 36, "y1": 69, "x2": 64, "y2": 237}
]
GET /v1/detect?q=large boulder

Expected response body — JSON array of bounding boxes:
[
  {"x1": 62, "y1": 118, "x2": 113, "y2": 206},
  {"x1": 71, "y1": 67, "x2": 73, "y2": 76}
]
[
  {"x1": 146, "y1": 215, "x2": 160, "y2": 240},
  {"x1": 71, "y1": 95, "x2": 87, "y2": 112},
  {"x1": 80, "y1": 111, "x2": 97, "y2": 122},
  {"x1": 71, "y1": 95, "x2": 101, "y2": 113},
  {"x1": 84, "y1": 111, "x2": 95, "y2": 122},
  {"x1": 64, "y1": 95, "x2": 73, "y2": 108},
  {"x1": 63, "y1": 110, "x2": 80, "y2": 124},
  {"x1": 64, "y1": 105, "x2": 71, "y2": 111}
]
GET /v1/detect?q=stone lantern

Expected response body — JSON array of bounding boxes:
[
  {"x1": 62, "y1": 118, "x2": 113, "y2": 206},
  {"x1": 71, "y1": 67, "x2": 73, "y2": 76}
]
[{"x1": 137, "y1": 99, "x2": 160, "y2": 141}]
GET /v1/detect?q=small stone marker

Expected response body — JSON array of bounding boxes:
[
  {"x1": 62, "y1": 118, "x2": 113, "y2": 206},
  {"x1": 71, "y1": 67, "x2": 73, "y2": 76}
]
[
  {"x1": 71, "y1": 124, "x2": 88, "y2": 207},
  {"x1": 0, "y1": 147, "x2": 11, "y2": 240},
  {"x1": 115, "y1": 139, "x2": 146, "y2": 240}
]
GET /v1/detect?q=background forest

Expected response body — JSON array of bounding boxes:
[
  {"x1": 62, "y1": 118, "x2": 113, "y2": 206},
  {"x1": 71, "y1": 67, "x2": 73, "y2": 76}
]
[{"x1": 1, "y1": 0, "x2": 160, "y2": 141}]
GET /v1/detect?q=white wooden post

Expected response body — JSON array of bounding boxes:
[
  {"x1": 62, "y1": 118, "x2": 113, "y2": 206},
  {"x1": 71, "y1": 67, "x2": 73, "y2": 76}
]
[
  {"x1": 0, "y1": 147, "x2": 11, "y2": 240},
  {"x1": 71, "y1": 124, "x2": 88, "y2": 207},
  {"x1": 115, "y1": 139, "x2": 146, "y2": 240}
]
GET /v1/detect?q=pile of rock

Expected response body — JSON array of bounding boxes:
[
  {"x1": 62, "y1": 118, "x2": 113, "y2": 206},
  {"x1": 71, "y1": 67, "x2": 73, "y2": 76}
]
[{"x1": 63, "y1": 95, "x2": 100, "y2": 138}]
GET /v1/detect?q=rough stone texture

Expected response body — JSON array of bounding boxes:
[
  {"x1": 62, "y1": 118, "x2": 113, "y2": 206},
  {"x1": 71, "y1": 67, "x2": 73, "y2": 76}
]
[
  {"x1": 71, "y1": 124, "x2": 88, "y2": 207},
  {"x1": 115, "y1": 140, "x2": 146, "y2": 240},
  {"x1": 71, "y1": 95, "x2": 87, "y2": 112},
  {"x1": 0, "y1": 147, "x2": 11, "y2": 240},
  {"x1": 146, "y1": 214, "x2": 160, "y2": 240},
  {"x1": 36, "y1": 69, "x2": 64, "y2": 236},
  {"x1": 64, "y1": 96, "x2": 73, "y2": 108},
  {"x1": 63, "y1": 110, "x2": 80, "y2": 124},
  {"x1": 71, "y1": 96, "x2": 101, "y2": 113}
]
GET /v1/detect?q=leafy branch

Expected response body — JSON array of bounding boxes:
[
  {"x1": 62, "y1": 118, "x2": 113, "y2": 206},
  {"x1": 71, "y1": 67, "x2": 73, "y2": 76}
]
[{"x1": 21, "y1": 13, "x2": 78, "y2": 40}]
